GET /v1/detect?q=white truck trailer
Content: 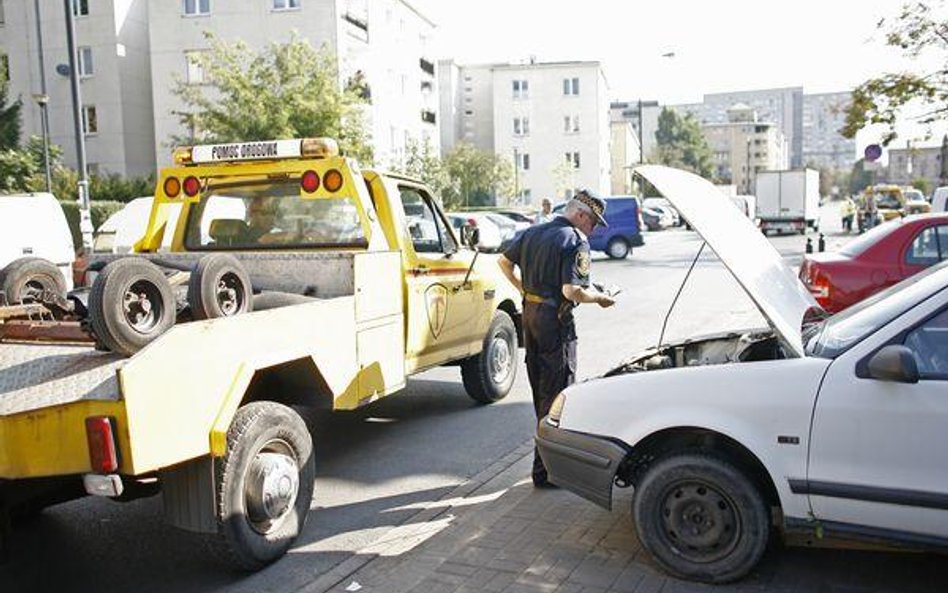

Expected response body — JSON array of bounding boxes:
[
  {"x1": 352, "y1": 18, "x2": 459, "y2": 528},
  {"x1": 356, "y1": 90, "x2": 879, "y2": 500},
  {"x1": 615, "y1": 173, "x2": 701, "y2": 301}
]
[{"x1": 755, "y1": 169, "x2": 820, "y2": 235}]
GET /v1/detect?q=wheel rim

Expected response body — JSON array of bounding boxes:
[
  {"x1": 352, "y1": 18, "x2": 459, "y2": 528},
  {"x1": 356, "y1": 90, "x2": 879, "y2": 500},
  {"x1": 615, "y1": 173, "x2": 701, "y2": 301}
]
[
  {"x1": 244, "y1": 438, "x2": 300, "y2": 535},
  {"x1": 488, "y1": 332, "x2": 512, "y2": 385},
  {"x1": 122, "y1": 280, "x2": 163, "y2": 333},
  {"x1": 608, "y1": 241, "x2": 626, "y2": 258},
  {"x1": 658, "y1": 479, "x2": 741, "y2": 564},
  {"x1": 215, "y1": 272, "x2": 245, "y2": 316},
  {"x1": 19, "y1": 279, "x2": 48, "y2": 303}
]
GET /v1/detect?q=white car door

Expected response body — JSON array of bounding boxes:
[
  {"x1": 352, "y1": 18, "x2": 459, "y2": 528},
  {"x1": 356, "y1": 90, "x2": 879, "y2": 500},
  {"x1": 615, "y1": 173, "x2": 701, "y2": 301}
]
[{"x1": 807, "y1": 291, "x2": 948, "y2": 539}]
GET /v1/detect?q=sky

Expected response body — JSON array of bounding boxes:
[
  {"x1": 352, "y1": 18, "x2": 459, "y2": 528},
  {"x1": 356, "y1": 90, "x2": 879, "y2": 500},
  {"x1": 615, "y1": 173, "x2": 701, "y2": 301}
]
[{"x1": 414, "y1": 0, "x2": 947, "y2": 155}]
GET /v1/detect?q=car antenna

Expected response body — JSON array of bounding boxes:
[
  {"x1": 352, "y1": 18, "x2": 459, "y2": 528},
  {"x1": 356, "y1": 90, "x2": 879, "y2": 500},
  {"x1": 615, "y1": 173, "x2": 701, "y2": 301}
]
[{"x1": 658, "y1": 240, "x2": 706, "y2": 348}]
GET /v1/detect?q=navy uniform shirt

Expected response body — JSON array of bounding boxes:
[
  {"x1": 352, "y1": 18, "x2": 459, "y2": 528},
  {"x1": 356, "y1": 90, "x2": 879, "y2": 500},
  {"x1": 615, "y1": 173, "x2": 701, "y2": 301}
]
[{"x1": 503, "y1": 216, "x2": 590, "y2": 303}]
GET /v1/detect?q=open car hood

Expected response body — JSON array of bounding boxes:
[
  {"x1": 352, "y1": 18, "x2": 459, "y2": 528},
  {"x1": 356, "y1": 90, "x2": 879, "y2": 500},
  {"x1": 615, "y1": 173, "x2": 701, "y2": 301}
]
[{"x1": 635, "y1": 165, "x2": 820, "y2": 357}]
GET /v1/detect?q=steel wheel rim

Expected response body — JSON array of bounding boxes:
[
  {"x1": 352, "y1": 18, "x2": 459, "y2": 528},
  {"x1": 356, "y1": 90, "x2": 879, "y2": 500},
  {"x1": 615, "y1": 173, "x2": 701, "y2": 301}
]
[
  {"x1": 215, "y1": 272, "x2": 245, "y2": 316},
  {"x1": 20, "y1": 279, "x2": 47, "y2": 303},
  {"x1": 608, "y1": 241, "x2": 626, "y2": 258},
  {"x1": 244, "y1": 438, "x2": 300, "y2": 535},
  {"x1": 658, "y1": 479, "x2": 741, "y2": 564},
  {"x1": 489, "y1": 333, "x2": 512, "y2": 384},
  {"x1": 122, "y1": 280, "x2": 162, "y2": 333}
]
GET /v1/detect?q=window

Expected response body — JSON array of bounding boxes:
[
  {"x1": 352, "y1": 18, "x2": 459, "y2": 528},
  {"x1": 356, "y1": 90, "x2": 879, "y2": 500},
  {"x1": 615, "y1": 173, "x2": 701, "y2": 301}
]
[
  {"x1": 513, "y1": 117, "x2": 530, "y2": 136},
  {"x1": 565, "y1": 151, "x2": 580, "y2": 168},
  {"x1": 400, "y1": 187, "x2": 455, "y2": 254},
  {"x1": 72, "y1": 0, "x2": 89, "y2": 16},
  {"x1": 906, "y1": 226, "x2": 947, "y2": 267},
  {"x1": 272, "y1": 0, "x2": 300, "y2": 9},
  {"x1": 512, "y1": 79, "x2": 528, "y2": 99},
  {"x1": 0, "y1": 54, "x2": 8, "y2": 81},
  {"x1": 183, "y1": 0, "x2": 210, "y2": 16},
  {"x1": 0, "y1": 1, "x2": 5, "y2": 24},
  {"x1": 564, "y1": 115, "x2": 579, "y2": 133},
  {"x1": 904, "y1": 307, "x2": 948, "y2": 379},
  {"x1": 563, "y1": 77, "x2": 579, "y2": 96},
  {"x1": 77, "y1": 46, "x2": 94, "y2": 77},
  {"x1": 186, "y1": 52, "x2": 205, "y2": 84},
  {"x1": 520, "y1": 153, "x2": 530, "y2": 171},
  {"x1": 82, "y1": 105, "x2": 98, "y2": 135}
]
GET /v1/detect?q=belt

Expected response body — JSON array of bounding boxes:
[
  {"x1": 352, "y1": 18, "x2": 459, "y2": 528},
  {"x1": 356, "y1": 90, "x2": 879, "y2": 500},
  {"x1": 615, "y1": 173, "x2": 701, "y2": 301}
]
[{"x1": 524, "y1": 292, "x2": 559, "y2": 307}]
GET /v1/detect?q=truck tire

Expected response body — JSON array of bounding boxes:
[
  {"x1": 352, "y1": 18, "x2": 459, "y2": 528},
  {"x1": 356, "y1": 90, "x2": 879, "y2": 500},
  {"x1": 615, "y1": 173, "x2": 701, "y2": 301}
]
[
  {"x1": 461, "y1": 310, "x2": 517, "y2": 404},
  {"x1": 88, "y1": 258, "x2": 176, "y2": 356},
  {"x1": 606, "y1": 237, "x2": 630, "y2": 259},
  {"x1": 208, "y1": 401, "x2": 315, "y2": 571},
  {"x1": 0, "y1": 257, "x2": 66, "y2": 304},
  {"x1": 632, "y1": 453, "x2": 769, "y2": 584},
  {"x1": 188, "y1": 253, "x2": 253, "y2": 320}
]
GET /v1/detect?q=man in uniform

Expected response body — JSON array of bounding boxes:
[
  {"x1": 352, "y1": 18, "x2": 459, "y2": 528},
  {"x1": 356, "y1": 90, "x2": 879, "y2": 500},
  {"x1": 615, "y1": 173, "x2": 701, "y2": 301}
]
[{"x1": 498, "y1": 190, "x2": 616, "y2": 487}]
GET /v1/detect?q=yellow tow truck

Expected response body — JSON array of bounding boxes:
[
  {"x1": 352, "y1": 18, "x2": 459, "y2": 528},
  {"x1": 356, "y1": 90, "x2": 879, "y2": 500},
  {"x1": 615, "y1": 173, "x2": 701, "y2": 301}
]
[{"x1": 0, "y1": 138, "x2": 521, "y2": 569}]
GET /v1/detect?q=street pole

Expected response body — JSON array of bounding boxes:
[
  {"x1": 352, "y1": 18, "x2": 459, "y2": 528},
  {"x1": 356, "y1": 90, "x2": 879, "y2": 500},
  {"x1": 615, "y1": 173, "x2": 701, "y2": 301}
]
[
  {"x1": 745, "y1": 138, "x2": 752, "y2": 194},
  {"x1": 64, "y1": 0, "x2": 93, "y2": 253},
  {"x1": 637, "y1": 99, "x2": 644, "y2": 164},
  {"x1": 512, "y1": 147, "x2": 520, "y2": 206},
  {"x1": 33, "y1": 0, "x2": 51, "y2": 192}
]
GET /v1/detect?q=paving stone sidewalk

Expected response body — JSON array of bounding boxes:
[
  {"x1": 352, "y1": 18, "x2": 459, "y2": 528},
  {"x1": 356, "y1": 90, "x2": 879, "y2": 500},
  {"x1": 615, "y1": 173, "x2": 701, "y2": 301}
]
[{"x1": 302, "y1": 441, "x2": 948, "y2": 593}]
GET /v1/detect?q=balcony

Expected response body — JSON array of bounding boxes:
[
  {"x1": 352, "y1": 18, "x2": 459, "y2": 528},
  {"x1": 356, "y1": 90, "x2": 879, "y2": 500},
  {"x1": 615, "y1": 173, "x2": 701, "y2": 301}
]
[{"x1": 419, "y1": 58, "x2": 435, "y2": 76}]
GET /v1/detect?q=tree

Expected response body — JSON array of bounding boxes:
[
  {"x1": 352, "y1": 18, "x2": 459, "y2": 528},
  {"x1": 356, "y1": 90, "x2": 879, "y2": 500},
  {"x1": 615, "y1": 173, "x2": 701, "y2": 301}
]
[
  {"x1": 0, "y1": 60, "x2": 21, "y2": 150},
  {"x1": 392, "y1": 139, "x2": 455, "y2": 202},
  {"x1": 842, "y1": 2, "x2": 948, "y2": 144},
  {"x1": 849, "y1": 159, "x2": 877, "y2": 194},
  {"x1": 442, "y1": 143, "x2": 513, "y2": 209},
  {"x1": 173, "y1": 33, "x2": 372, "y2": 162},
  {"x1": 911, "y1": 176, "x2": 933, "y2": 195},
  {"x1": 653, "y1": 107, "x2": 714, "y2": 178}
]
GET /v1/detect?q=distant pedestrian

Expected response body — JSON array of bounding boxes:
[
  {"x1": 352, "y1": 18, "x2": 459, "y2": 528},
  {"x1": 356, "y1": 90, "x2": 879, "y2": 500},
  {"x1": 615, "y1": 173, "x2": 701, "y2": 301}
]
[
  {"x1": 498, "y1": 190, "x2": 616, "y2": 487},
  {"x1": 864, "y1": 191, "x2": 879, "y2": 231},
  {"x1": 534, "y1": 198, "x2": 555, "y2": 224},
  {"x1": 840, "y1": 197, "x2": 856, "y2": 232}
]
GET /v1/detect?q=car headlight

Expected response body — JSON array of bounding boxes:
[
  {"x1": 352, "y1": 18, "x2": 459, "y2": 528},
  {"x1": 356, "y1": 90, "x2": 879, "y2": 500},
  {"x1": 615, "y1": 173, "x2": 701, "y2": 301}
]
[{"x1": 546, "y1": 393, "x2": 565, "y2": 427}]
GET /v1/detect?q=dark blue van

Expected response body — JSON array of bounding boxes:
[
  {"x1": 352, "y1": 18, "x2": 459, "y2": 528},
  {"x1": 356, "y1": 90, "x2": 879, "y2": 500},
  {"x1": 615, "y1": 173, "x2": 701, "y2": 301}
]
[{"x1": 554, "y1": 195, "x2": 644, "y2": 259}]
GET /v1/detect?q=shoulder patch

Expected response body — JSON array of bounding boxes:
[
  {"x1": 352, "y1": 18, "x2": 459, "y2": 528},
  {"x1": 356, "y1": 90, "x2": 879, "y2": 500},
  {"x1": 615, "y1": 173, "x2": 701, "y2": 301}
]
[{"x1": 576, "y1": 250, "x2": 590, "y2": 277}]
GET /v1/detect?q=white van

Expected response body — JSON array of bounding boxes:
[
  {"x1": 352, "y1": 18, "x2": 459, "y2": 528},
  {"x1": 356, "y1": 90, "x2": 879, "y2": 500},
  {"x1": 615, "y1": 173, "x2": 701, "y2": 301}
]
[
  {"x1": 0, "y1": 193, "x2": 75, "y2": 291},
  {"x1": 932, "y1": 186, "x2": 948, "y2": 212}
]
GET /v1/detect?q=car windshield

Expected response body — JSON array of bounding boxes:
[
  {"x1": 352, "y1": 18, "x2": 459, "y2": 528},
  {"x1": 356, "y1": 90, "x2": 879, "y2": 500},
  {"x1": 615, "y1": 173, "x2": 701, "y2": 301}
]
[
  {"x1": 838, "y1": 218, "x2": 903, "y2": 257},
  {"x1": 876, "y1": 190, "x2": 902, "y2": 210},
  {"x1": 905, "y1": 189, "x2": 924, "y2": 202},
  {"x1": 183, "y1": 177, "x2": 367, "y2": 250},
  {"x1": 810, "y1": 261, "x2": 948, "y2": 358}
]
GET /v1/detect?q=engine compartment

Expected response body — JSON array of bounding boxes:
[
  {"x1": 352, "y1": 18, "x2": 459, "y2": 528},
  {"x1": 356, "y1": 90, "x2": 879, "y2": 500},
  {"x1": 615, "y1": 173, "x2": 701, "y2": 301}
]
[{"x1": 603, "y1": 330, "x2": 787, "y2": 377}]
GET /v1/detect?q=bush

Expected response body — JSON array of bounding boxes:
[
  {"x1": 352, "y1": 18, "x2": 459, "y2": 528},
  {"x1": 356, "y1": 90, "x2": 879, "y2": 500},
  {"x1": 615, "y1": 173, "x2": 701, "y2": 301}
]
[{"x1": 59, "y1": 200, "x2": 125, "y2": 250}]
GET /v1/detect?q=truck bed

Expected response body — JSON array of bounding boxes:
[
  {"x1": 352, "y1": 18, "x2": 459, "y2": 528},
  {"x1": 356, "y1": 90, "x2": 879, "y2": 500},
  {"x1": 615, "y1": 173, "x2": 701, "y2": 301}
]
[{"x1": 0, "y1": 343, "x2": 123, "y2": 417}]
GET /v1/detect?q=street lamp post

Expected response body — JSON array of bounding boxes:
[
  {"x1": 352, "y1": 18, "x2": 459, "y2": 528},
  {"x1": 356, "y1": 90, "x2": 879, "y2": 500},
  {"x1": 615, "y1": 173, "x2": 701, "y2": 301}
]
[
  {"x1": 64, "y1": 0, "x2": 93, "y2": 252},
  {"x1": 512, "y1": 146, "x2": 520, "y2": 206},
  {"x1": 33, "y1": 0, "x2": 51, "y2": 192},
  {"x1": 637, "y1": 99, "x2": 644, "y2": 164},
  {"x1": 745, "y1": 138, "x2": 753, "y2": 194}
]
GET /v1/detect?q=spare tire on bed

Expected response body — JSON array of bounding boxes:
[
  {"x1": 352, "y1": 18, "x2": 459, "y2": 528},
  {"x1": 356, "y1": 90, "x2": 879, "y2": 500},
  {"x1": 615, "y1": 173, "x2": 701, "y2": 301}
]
[
  {"x1": 188, "y1": 253, "x2": 253, "y2": 320},
  {"x1": 88, "y1": 257, "x2": 176, "y2": 356},
  {"x1": 0, "y1": 257, "x2": 67, "y2": 305}
]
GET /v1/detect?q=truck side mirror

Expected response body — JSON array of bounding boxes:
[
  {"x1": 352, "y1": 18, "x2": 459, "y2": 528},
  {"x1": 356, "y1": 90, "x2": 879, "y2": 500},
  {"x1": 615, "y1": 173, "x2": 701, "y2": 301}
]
[
  {"x1": 462, "y1": 224, "x2": 480, "y2": 249},
  {"x1": 867, "y1": 345, "x2": 919, "y2": 384}
]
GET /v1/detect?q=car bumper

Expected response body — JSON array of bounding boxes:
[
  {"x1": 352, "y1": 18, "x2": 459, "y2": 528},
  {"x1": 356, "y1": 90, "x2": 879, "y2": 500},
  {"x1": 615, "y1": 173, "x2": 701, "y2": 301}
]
[{"x1": 535, "y1": 419, "x2": 629, "y2": 510}]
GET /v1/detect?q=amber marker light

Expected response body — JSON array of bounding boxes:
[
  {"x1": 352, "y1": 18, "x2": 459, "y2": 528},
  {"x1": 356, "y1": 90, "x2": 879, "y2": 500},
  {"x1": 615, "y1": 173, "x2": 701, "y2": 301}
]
[
  {"x1": 323, "y1": 169, "x2": 344, "y2": 192},
  {"x1": 163, "y1": 176, "x2": 181, "y2": 198}
]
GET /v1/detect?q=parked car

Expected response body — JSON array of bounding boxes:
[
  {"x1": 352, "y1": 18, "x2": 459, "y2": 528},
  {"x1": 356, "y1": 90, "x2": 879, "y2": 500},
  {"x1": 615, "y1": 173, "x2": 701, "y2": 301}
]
[
  {"x1": 640, "y1": 207, "x2": 663, "y2": 231},
  {"x1": 536, "y1": 164, "x2": 948, "y2": 584},
  {"x1": 799, "y1": 213, "x2": 948, "y2": 313},
  {"x1": 494, "y1": 210, "x2": 535, "y2": 228},
  {"x1": 0, "y1": 192, "x2": 75, "y2": 301},
  {"x1": 553, "y1": 196, "x2": 645, "y2": 259},
  {"x1": 446, "y1": 212, "x2": 504, "y2": 252},
  {"x1": 642, "y1": 197, "x2": 680, "y2": 226},
  {"x1": 483, "y1": 212, "x2": 523, "y2": 250},
  {"x1": 931, "y1": 186, "x2": 948, "y2": 212}
]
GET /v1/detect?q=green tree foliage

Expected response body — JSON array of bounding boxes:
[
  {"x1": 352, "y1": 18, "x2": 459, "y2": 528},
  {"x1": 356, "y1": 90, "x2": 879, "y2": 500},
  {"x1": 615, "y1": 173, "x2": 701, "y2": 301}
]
[
  {"x1": 849, "y1": 159, "x2": 877, "y2": 194},
  {"x1": 173, "y1": 32, "x2": 372, "y2": 162},
  {"x1": 442, "y1": 143, "x2": 513, "y2": 209},
  {"x1": 842, "y1": 2, "x2": 948, "y2": 144},
  {"x1": 911, "y1": 176, "x2": 933, "y2": 195},
  {"x1": 653, "y1": 107, "x2": 714, "y2": 178},
  {"x1": 0, "y1": 61, "x2": 22, "y2": 150},
  {"x1": 393, "y1": 139, "x2": 455, "y2": 202},
  {"x1": 0, "y1": 148, "x2": 40, "y2": 191}
]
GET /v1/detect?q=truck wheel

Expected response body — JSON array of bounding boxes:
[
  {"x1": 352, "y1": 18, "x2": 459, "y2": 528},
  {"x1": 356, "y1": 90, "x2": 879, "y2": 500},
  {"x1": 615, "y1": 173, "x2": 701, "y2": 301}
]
[
  {"x1": 188, "y1": 254, "x2": 253, "y2": 320},
  {"x1": 209, "y1": 401, "x2": 315, "y2": 571},
  {"x1": 88, "y1": 258, "x2": 176, "y2": 356},
  {"x1": 606, "y1": 238, "x2": 630, "y2": 259},
  {"x1": 461, "y1": 310, "x2": 517, "y2": 404},
  {"x1": 0, "y1": 257, "x2": 66, "y2": 304},
  {"x1": 633, "y1": 453, "x2": 769, "y2": 584}
]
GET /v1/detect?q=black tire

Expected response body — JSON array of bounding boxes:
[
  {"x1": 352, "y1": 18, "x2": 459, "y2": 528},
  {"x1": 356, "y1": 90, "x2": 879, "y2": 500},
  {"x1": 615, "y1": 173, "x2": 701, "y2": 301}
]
[
  {"x1": 606, "y1": 237, "x2": 630, "y2": 259},
  {"x1": 88, "y1": 258, "x2": 176, "y2": 356},
  {"x1": 632, "y1": 453, "x2": 770, "y2": 584},
  {"x1": 188, "y1": 254, "x2": 253, "y2": 320},
  {"x1": 461, "y1": 310, "x2": 517, "y2": 404},
  {"x1": 208, "y1": 401, "x2": 315, "y2": 571},
  {"x1": 0, "y1": 257, "x2": 67, "y2": 304}
]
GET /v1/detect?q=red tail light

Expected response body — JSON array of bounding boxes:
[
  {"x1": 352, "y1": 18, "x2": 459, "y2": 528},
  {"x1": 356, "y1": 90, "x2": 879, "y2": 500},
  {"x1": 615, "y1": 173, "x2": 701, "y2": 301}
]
[
  {"x1": 86, "y1": 417, "x2": 119, "y2": 473},
  {"x1": 183, "y1": 176, "x2": 201, "y2": 197},
  {"x1": 301, "y1": 170, "x2": 320, "y2": 192}
]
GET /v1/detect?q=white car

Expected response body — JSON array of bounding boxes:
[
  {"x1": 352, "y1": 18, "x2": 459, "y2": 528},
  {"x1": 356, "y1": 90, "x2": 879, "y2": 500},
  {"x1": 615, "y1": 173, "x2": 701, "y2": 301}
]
[
  {"x1": 0, "y1": 192, "x2": 76, "y2": 299},
  {"x1": 536, "y1": 165, "x2": 948, "y2": 584},
  {"x1": 642, "y1": 197, "x2": 680, "y2": 227},
  {"x1": 446, "y1": 212, "x2": 504, "y2": 252}
]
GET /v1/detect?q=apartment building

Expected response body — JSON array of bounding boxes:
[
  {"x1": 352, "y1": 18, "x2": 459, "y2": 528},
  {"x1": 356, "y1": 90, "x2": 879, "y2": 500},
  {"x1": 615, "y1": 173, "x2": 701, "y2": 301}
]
[
  {"x1": 609, "y1": 99, "x2": 659, "y2": 159},
  {"x1": 701, "y1": 103, "x2": 789, "y2": 194},
  {"x1": 0, "y1": 0, "x2": 438, "y2": 175},
  {"x1": 440, "y1": 60, "x2": 611, "y2": 205},
  {"x1": 801, "y1": 91, "x2": 856, "y2": 170},
  {"x1": 610, "y1": 119, "x2": 639, "y2": 194},
  {"x1": 887, "y1": 142, "x2": 947, "y2": 189}
]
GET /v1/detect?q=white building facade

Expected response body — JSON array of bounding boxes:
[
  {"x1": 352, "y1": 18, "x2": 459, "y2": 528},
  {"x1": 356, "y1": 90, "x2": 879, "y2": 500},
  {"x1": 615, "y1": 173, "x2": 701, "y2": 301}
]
[
  {"x1": 801, "y1": 92, "x2": 856, "y2": 170},
  {"x1": 702, "y1": 104, "x2": 789, "y2": 194}
]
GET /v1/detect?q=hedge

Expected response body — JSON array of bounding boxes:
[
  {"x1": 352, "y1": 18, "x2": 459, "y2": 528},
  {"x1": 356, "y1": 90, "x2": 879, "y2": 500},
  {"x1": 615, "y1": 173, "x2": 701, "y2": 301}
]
[{"x1": 58, "y1": 200, "x2": 126, "y2": 251}]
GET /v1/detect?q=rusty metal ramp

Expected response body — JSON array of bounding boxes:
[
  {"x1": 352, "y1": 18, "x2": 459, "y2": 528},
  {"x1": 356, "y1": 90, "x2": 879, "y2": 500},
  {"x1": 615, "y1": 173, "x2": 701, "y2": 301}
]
[{"x1": 0, "y1": 343, "x2": 124, "y2": 416}]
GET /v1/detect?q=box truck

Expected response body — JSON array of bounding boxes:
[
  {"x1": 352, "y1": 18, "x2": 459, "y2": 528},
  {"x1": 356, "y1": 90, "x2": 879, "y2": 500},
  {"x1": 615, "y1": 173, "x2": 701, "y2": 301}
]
[{"x1": 755, "y1": 169, "x2": 820, "y2": 235}]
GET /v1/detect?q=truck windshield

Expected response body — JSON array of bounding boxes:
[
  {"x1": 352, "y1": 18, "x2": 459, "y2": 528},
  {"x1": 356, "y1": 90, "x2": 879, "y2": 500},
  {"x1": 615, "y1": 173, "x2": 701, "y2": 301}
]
[
  {"x1": 183, "y1": 177, "x2": 367, "y2": 250},
  {"x1": 876, "y1": 190, "x2": 901, "y2": 210}
]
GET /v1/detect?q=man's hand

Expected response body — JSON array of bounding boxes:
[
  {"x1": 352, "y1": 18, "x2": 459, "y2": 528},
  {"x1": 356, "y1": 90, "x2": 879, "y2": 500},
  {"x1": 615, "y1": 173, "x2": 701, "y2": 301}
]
[{"x1": 595, "y1": 293, "x2": 616, "y2": 308}]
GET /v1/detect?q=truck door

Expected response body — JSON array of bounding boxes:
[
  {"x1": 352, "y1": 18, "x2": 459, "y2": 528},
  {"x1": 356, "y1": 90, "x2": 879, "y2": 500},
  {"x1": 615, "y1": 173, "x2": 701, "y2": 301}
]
[{"x1": 398, "y1": 185, "x2": 477, "y2": 370}]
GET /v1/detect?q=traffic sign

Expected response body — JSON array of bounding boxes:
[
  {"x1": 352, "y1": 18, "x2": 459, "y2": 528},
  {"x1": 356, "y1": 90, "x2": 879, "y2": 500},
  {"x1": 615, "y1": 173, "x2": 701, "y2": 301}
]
[{"x1": 864, "y1": 144, "x2": 882, "y2": 162}]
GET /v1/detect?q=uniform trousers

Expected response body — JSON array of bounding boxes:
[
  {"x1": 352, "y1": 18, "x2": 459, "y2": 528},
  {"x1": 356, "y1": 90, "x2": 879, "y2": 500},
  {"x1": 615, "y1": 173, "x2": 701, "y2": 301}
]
[{"x1": 523, "y1": 300, "x2": 577, "y2": 484}]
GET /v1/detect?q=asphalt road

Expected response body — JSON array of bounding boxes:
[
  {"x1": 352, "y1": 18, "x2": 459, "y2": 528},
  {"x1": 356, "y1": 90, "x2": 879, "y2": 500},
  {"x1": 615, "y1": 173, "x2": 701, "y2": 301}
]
[{"x1": 2, "y1": 205, "x2": 853, "y2": 593}]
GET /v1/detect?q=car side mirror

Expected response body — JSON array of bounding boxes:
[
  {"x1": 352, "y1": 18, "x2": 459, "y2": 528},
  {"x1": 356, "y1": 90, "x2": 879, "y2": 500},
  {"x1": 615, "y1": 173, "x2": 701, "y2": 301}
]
[
  {"x1": 461, "y1": 224, "x2": 480, "y2": 249},
  {"x1": 867, "y1": 345, "x2": 919, "y2": 384}
]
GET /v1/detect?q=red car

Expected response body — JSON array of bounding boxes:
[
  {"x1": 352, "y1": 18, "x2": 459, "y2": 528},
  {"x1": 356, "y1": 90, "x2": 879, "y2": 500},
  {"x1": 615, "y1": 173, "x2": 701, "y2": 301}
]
[{"x1": 799, "y1": 214, "x2": 948, "y2": 312}]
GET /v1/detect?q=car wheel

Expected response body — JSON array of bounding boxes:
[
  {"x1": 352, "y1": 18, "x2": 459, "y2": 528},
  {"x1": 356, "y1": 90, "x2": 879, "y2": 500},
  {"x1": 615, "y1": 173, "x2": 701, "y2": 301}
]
[
  {"x1": 88, "y1": 257, "x2": 176, "y2": 356},
  {"x1": 633, "y1": 453, "x2": 769, "y2": 584},
  {"x1": 0, "y1": 257, "x2": 67, "y2": 304},
  {"x1": 606, "y1": 238, "x2": 630, "y2": 259},
  {"x1": 188, "y1": 253, "x2": 254, "y2": 320},
  {"x1": 461, "y1": 310, "x2": 517, "y2": 404},
  {"x1": 207, "y1": 401, "x2": 315, "y2": 571}
]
